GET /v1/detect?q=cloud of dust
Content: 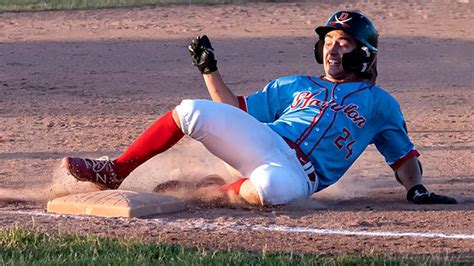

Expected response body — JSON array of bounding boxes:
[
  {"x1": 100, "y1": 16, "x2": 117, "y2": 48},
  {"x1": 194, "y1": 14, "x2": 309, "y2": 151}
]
[
  {"x1": 0, "y1": 165, "x2": 100, "y2": 205},
  {"x1": 41, "y1": 140, "x2": 238, "y2": 204},
  {"x1": 278, "y1": 172, "x2": 375, "y2": 210},
  {"x1": 1, "y1": 140, "x2": 379, "y2": 210},
  {"x1": 48, "y1": 165, "x2": 101, "y2": 198},
  {"x1": 0, "y1": 164, "x2": 100, "y2": 206},
  {"x1": 120, "y1": 140, "x2": 236, "y2": 191},
  {"x1": 313, "y1": 171, "x2": 375, "y2": 201}
]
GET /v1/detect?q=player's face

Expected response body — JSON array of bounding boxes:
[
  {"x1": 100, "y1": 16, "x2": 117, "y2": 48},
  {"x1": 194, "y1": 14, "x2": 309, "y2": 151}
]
[{"x1": 323, "y1": 30, "x2": 358, "y2": 82}]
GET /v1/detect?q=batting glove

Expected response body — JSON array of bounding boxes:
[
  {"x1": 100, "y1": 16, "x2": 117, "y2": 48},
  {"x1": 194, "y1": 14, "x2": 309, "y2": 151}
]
[
  {"x1": 407, "y1": 184, "x2": 457, "y2": 204},
  {"x1": 188, "y1": 35, "x2": 218, "y2": 74}
]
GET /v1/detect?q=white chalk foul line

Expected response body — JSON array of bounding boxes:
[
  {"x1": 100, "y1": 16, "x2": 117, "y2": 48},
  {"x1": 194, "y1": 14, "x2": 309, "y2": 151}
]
[
  {"x1": 2, "y1": 209, "x2": 474, "y2": 240},
  {"x1": 248, "y1": 224, "x2": 474, "y2": 240}
]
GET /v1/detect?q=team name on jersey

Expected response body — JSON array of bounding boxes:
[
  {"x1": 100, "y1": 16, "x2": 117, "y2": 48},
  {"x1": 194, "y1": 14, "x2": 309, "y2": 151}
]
[{"x1": 290, "y1": 91, "x2": 366, "y2": 127}]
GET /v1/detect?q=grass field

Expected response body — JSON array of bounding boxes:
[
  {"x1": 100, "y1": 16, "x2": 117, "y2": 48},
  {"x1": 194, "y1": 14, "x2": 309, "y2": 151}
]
[
  {"x1": 0, "y1": 0, "x2": 276, "y2": 12},
  {"x1": 0, "y1": 228, "x2": 463, "y2": 265}
]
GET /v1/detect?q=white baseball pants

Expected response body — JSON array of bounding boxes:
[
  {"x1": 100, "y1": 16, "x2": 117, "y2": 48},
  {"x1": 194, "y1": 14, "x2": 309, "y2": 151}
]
[{"x1": 175, "y1": 99, "x2": 318, "y2": 205}]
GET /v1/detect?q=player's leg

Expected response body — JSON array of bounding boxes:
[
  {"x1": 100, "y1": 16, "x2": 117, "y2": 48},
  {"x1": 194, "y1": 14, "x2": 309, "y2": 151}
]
[
  {"x1": 64, "y1": 98, "x2": 316, "y2": 205},
  {"x1": 63, "y1": 110, "x2": 185, "y2": 189},
  {"x1": 175, "y1": 99, "x2": 316, "y2": 205}
]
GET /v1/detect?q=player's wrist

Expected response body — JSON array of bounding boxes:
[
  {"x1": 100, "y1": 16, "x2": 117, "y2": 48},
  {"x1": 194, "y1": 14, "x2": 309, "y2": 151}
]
[
  {"x1": 201, "y1": 63, "x2": 217, "y2": 74},
  {"x1": 202, "y1": 69, "x2": 218, "y2": 76},
  {"x1": 406, "y1": 184, "x2": 428, "y2": 203}
]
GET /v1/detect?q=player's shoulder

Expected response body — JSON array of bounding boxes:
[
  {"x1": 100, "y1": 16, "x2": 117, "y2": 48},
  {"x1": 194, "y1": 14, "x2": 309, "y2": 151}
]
[
  {"x1": 369, "y1": 84, "x2": 401, "y2": 109},
  {"x1": 371, "y1": 84, "x2": 397, "y2": 99},
  {"x1": 272, "y1": 75, "x2": 313, "y2": 85}
]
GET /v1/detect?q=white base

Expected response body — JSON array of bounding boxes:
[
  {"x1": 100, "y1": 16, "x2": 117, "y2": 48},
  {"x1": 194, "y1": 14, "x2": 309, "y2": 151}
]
[{"x1": 47, "y1": 190, "x2": 185, "y2": 218}]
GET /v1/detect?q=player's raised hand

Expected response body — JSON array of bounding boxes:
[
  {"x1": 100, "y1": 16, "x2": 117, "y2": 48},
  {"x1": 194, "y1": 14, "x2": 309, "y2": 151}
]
[
  {"x1": 407, "y1": 184, "x2": 457, "y2": 204},
  {"x1": 188, "y1": 35, "x2": 217, "y2": 74}
]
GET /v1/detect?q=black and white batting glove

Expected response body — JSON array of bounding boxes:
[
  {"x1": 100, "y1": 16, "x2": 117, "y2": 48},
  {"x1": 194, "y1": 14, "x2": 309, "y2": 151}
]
[
  {"x1": 188, "y1": 35, "x2": 217, "y2": 74},
  {"x1": 407, "y1": 184, "x2": 457, "y2": 204}
]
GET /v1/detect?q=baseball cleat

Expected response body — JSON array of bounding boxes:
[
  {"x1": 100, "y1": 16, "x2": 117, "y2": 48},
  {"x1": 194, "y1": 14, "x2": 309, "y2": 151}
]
[{"x1": 62, "y1": 156, "x2": 124, "y2": 190}]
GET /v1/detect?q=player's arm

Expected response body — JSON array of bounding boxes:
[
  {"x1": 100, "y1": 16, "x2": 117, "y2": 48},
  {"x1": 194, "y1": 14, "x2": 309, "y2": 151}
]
[
  {"x1": 395, "y1": 157, "x2": 457, "y2": 204},
  {"x1": 203, "y1": 71, "x2": 239, "y2": 107},
  {"x1": 373, "y1": 93, "x2": 457, "y2": 204},
  {"x1": 188, "y1": 35, "x2": 239, "y2": 107},
  {"x1": 395, "y1": 156, "x2": 422, "y2": 190}
]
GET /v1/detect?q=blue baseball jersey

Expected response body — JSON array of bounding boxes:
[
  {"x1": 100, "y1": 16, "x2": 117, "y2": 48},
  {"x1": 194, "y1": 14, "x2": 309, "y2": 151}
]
[{"x1": 240, "y1": 75, "x2": 418, "y2": 192}]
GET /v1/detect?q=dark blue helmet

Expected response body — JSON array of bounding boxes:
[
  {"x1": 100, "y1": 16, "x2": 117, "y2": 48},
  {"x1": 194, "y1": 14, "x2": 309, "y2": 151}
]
[
  {"x1": 315, "y1": 10, "x2": 378, "y2": 52},
  {"x1": 314, "y1": 11, "x2": 378, "y2": 83}
]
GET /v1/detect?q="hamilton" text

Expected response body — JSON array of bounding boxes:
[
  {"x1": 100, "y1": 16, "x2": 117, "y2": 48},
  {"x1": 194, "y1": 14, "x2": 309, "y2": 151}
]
[{"x1": 290, "y1": 91, "x2": 366, "y2": 127}]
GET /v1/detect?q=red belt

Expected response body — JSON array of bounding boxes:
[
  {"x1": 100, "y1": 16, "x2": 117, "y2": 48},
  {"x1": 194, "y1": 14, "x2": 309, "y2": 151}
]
[{"x1": 284, "y1": 138, "x2": 317, "y2": 182}]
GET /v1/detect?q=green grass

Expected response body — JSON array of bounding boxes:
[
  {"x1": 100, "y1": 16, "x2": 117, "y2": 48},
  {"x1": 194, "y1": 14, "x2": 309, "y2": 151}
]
[
  {"x1": 0, "y1": 0, "x2": 275, "y2": 12},
  {"x1": 0, "y1": 228, "x2": 467, "y2": 265}
]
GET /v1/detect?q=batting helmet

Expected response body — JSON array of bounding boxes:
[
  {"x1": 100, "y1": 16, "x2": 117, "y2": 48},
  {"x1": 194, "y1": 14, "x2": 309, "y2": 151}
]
[{"x1": 314, "y1": 11, "x2": 378, "y2": 82}]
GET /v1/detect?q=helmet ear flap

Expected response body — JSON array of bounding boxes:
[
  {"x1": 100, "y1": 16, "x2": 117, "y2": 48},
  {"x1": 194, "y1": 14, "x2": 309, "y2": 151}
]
[
  {"x1": 342, "y1": 46, "x2": 376, "y2": 73},
  {"x1": 342, "y1": 46, "x2": 370, "y2": 73},
  {"x1": 314, "y1": 40, "x2": 324, "y2": 64}
]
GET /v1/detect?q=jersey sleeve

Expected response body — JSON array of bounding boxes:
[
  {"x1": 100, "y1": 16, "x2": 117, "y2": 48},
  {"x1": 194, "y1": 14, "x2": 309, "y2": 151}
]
[
  {"x1": 241, "y1": 79, "x2": 290, "y2": 123},
  {"x1": 371, "y1": 94, "x2": 419, "y2": 169}
]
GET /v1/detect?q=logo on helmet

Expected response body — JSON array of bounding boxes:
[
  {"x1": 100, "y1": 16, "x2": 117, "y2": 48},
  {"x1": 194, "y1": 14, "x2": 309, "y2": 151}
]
[{"x1": 330, "y1": 12, "x2": 352, "y2": 28}]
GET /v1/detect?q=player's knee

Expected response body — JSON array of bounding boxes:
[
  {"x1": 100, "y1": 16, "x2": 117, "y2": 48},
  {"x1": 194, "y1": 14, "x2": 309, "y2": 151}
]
[
  {"x1": 256, "y1": 176, "x2": 290, "y2": 205},
  {"x1": 171, "y1": 109, "x2": 181, "y2": 129},
  {"x1": 175, "y1": 99, "x2": 209, "y2": 137},
  {"x1": 249, "y1": 165, "x2": 306, "y2": 206}
]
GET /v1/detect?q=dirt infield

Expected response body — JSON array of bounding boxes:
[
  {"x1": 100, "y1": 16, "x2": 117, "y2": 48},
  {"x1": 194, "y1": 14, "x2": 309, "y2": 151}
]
[{"x1": 0, "y1": 0, "x2": 473, "y2": 258}]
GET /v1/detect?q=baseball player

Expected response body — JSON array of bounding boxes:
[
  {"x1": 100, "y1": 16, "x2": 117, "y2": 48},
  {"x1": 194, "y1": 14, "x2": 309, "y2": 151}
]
[{"x1": 63, "y1": 11, "x2": 457, "y2": 206}]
